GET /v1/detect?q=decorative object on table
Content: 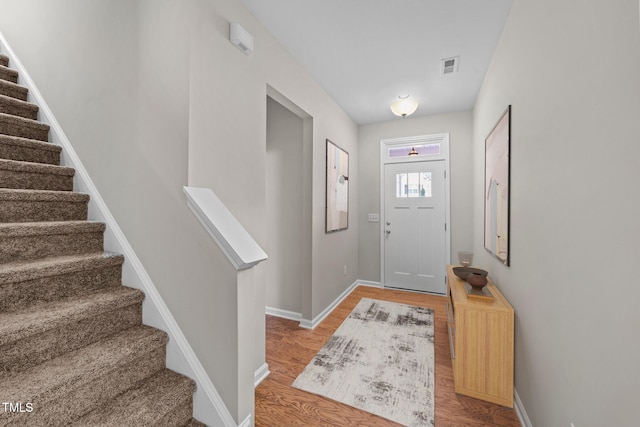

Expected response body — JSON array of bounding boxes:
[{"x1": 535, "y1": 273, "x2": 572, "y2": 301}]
[
  {"x1": 457, "y1": 251, "x2": 473, "y2": 267},
  {"x1": 467, "y1": 272, "x2": 488, "y2": 289},
  {"x1": 452, "y1": 267, "x2": 488, "y2": 281},
  {"x1": 292, "y1": 298, "x2": 435, "y2": 426},
  {"x1": 484, "y1": 105, "x2": 511, "y2": 266},
  {"x1": 464, "y1": 274, "x2": 493, "y2": 301},
  {"x1": 325, "y1": 139, "x2": 349, "y2": 233},
  {"x1": 451, "y1": 267, "x2": 493, "y2": 301},
  {"x1": 464, "y1": 283, "x2": 494, "y2": 301}
]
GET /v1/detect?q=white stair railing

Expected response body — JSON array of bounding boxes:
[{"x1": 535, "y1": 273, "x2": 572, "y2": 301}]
[{"x1": 183, "y1": 187, "x2": 267, "y2": 270}]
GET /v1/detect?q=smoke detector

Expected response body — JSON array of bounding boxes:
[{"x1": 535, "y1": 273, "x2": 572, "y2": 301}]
[
  {"x1": 441, "y1": 56, "x2": 459, "y2": 75},
  {"x1": 230, "y1": 22, "x2": 254, "y2": 55}
]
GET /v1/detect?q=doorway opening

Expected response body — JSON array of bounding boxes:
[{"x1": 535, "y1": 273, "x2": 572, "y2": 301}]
[{"x1": 265, "y1": 86, "x2": 313, "y2": 317}]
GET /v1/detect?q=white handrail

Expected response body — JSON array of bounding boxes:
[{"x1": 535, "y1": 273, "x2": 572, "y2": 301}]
[{"x1": 184, "y1": 186, "x2": 268, "y2": 270}]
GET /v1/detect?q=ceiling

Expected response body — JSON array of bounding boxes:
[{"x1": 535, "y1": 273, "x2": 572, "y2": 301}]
[{"x1": 240, "y1": 0, "x2": 513, "y2": 125}]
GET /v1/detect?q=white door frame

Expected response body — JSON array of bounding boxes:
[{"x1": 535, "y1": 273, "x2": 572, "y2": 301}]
[{"x1": 380, "y1": 133, "x2": 451, "y2": 292}]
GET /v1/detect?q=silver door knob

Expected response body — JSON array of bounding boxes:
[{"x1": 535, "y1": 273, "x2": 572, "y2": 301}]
[
  {"x1": 386, "y1": 221, "x2": 391, "y2": 226},
  {"x1": 385, "y1": 229, "x2": 391, "y2": 235}
]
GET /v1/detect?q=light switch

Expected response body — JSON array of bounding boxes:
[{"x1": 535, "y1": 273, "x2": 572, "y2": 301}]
[{"x1": 368, "y1": 213, "x2": 379, "y2": 223}]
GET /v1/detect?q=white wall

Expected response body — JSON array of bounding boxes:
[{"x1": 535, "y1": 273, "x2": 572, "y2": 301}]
[
  {"x1": 266, "y1": 97, "x2": 304, "y2": 312},
  {"x1": 187, "y1": 0, "x2": 359, "y2": 327},
  {"x1": 358, "y1": 111, "x2": 474, "y2": 282},
  {"x1": 473, "y1": 1, "x2": 640, "y2": 425}
]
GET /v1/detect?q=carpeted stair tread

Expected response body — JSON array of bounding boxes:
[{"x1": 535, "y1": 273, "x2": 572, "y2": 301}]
[
  {"x1": 0, "y1": 78, "x2": 29, "y2": 101},
  {"x1": 0, "y1": 93, "x2": 39, "y2": 120},
  {"x1": 0, "y1": 286, "x2": 144, "y2": 346},
  {"x1": 0, "y1": 325, "x2": 168, "y2": 425},
  {"x1": 0, "y1": 287, "x2": 144, "y2": 374},
  {"x1": 0, "y1": 187, "x2": 87, "y2": 202},
  {"x1": 0, "y1": 133, "x2": 61, "y2": 165},
  {"x1": 71, "y1": 369, "x2": 196, "y2": 426},
  {"x1": 0, "y1": 112, "x2": 49, "y2": 141},
  {"x1": 0, "y1": 220, "x2": 104, "y2": 237},
  {"x1": 0, "y1": 188, "x2": 89, "y2": 222},
  {"x1": 0, "y1": 157, "x2": 74, "y2": 191},
  {"x1": 0, "y1": 292, "x2": 142, "y2": 376},
  {"x1": 0, "y1": 53, "x2": 8, "y2": 67},
  {"x1": 0, "y1": 220, "x2": 105, "y2": 263},
  {"x1": 1, "y1": 325, "x2": 167, "y2": 394},
  {"x1": 0, "y1": 64, "x2": 19, "y2": 84},
  {"x1": 0, "y1": 252, "x2": 124, "y2": 316},
  {"x1": 0, "y1": 157, "x2": 74, "y2": 176},
  {"x1": 0, "y1": 252, "x2": 124, "y2": 285}
]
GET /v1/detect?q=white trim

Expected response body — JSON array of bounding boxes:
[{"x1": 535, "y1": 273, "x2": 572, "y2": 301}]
[
  {"x1": 379, "y1": 133, "x2": 451, "y2": 294},
  {"x1": 514, "y1": 388, "x2": 531, "y2": 427},
  {"x1": 267, "y1": 282, "x2": 382, "y2": 330},
  {"x1": 299, "y1": 280, "x2": 362, "y2": 329},
  {"x1": 238, "y1": 414, "x2": 252, "y2": 427},
  {"x1": 254, "y1": 363, "x2": 270, "y2": 388},
  {"x1": 356, "y1": 280, "x2": 383, "y2": 288},
  {"x1": 0, "y1": 32, "x2": 235, "y2": 427},
  {"x1": 265, "y1": 306, "x2": 302, "y2": 322},
  {"x1": 183, "y1": 186, "x2": 268, "y2": 271}
]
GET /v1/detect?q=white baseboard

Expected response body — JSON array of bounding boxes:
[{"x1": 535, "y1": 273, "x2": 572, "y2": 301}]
[
  {"x1": 357, "y1": 280, "x2": 383, "y2": 288},
  {"x1": 514, "y1": 388, "x2": 531, "y2": 427},
  {"x1": 254, "y1": 363, "x2": 270, "y2": 387},
  {"x1": 0, "y1": 32, "x2": 235, "y2": 427},
  {"x1": 266, "y1": 281, "x2": 384, "y2": 331},
  {"x1": 265, "y1": 306, "x2": 302, "y2": 322},
  {"x1": 299, "y1": 280, "x2": 365, "y2": 329}
]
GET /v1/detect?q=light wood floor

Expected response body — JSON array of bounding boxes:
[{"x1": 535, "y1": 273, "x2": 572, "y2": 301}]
[{"x1": 255, "y1": 285, "x2": 522, "y2": 427}]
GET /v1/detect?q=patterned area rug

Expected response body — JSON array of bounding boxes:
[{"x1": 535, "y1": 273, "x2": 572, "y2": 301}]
[{"x1": 292, "y1": 298, "x2": 435, "y2": 426}]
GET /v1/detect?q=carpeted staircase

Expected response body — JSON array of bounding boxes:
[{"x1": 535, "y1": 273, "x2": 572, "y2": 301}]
[{"x1": 0, "y1": 53, "x2": 205, "y2": 426}]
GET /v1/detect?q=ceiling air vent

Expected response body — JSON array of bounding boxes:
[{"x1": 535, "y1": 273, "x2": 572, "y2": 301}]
[{"x1": 441, "y1": 56, "x2": 459, "y2": 75}]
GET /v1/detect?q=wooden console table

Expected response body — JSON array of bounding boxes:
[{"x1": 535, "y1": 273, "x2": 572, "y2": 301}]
[{"x1": 446, "y1": 265, "x2": 514, "y2": 407}]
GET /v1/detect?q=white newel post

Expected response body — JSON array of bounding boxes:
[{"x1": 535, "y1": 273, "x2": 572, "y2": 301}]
[
  {"x1": 236, "y1": 267, "x2": 256, "y2": 427},
  {"x1": 183, "y1": 186, "x2": 267, "y2": 427}
]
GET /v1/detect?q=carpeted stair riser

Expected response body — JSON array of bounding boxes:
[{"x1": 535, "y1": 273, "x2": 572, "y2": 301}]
[
  {"x1": 0, "y1": 112, "x2": 49, "y2": 141},
  {"x1": 0, "y1": 64, "x2": 19, "y2": 84},
  {"x1": 0, "y1": 134, "x2": 61, "y2": 165},
  {"x1": 0, "y1": 79, "x2": 29, "y2": 102},
  {"x1": 0, "y1": 54, "x2": 8, "y2": 67},
  {"x1": 157, "y1": 399, "x2": 197, "y2": 427},
  {"x1": 72, "y1": 369, "x2": 196, "y2": 426},
  {"x1": 0, "y1": 326, "x2": 168, "y2": 426},
  {"x1": 0, "y1": 93, "x2": 39, "y2": 120},
  {"x1": 0, "y1": 287, "x2": 144, "y2": 375},
  {"x1": 0, "y1": 254, "x2": 124, "y2": 313},
  {"x1": 0, "y1": 189, "x2": 89, "y2": 222},
  {"x1": 0, "y1": 159, "x2": 74, "y2": 191},
  {"x1": 0, "y1": 221, "x2": 105, "y2": 263}
]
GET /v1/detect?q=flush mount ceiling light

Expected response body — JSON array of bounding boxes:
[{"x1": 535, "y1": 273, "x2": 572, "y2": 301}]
[{"x1": 390, "y1": 95, "x2": 419, "y2": 118}]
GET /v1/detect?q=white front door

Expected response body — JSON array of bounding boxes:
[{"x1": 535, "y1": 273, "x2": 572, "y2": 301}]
[{"x1": 383, "y1": 160, "x2": 446, "y2": 294}]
